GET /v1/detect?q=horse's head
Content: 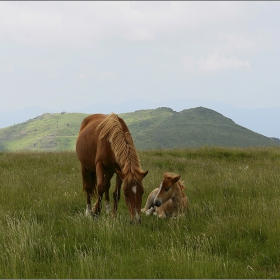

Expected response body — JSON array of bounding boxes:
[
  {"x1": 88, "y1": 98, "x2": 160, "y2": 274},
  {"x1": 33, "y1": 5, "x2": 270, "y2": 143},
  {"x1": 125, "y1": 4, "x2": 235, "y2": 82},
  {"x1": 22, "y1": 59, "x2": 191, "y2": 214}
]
[
  {"x1": 154, "y1": 172, "x2": 181, "y2": 207},
  {"x1": 116, "y1": 169, "x2": 148, "y2": 223}
]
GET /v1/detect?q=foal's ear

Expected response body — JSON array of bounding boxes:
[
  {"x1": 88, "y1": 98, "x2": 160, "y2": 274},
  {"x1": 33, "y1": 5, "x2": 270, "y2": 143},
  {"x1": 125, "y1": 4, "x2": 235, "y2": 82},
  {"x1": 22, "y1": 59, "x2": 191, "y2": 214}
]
[
  {"x1": 141, "y1": 170, "x2": 148, "y2": 178},
  {"x1": 115, "y1": 169, "x2": 125, "y2": 180},
  {"x1": 172, "y1": 175, "x2": 181, "y2": 183}
]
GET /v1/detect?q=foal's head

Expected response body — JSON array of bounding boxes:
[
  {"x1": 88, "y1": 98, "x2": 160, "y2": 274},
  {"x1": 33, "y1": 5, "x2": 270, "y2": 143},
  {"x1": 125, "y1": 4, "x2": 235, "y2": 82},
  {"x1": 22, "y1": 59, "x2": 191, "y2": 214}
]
[
  {"x1": 116, "y1": 169, "x2": 148, "y2": 223},
  {"x1": 154, "y1": 172, "x2": 182, "y2": 207}
]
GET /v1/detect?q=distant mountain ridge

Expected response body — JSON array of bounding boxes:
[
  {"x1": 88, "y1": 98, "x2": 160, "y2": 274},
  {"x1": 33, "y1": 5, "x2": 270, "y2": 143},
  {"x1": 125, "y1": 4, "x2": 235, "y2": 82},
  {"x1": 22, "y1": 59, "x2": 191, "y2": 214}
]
[
  {"x1": 80, "y1": 98, "x2": 280, "y2": 138},
  {"x1": 1, "y1": 98, "x2": 280, "y2": 138},
  {"x1": 123, "y1": 107, "x2": 278, "y2": 149},
  {"x1": 0, "y1": 107, "x2": 278, "y2": 152}
]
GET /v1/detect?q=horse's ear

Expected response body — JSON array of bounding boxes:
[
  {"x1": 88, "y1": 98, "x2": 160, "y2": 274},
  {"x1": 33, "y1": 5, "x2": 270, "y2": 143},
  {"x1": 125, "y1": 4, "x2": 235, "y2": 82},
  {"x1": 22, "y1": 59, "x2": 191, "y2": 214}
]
[
  {"x1": 172, "y1": 174, "x2": 181, "y2": 183},
  {"x1": 115, "y1": 169, "x2": 125, "y2": 180},
  {"x1": 141, "y1": 170, "x2": 148, "y2": 178}
]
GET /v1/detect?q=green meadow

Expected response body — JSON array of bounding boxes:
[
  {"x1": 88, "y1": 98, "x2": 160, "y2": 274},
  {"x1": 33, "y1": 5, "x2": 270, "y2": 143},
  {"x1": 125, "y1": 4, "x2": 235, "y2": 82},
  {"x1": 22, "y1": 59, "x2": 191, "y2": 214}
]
[{"x1": 0, "y1": 147, "x2": 280, "y2": 278}]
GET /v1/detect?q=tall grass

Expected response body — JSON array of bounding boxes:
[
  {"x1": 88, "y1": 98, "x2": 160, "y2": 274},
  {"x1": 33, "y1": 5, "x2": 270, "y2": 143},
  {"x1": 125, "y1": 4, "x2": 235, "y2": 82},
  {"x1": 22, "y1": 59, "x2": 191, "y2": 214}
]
[{"x1": 0, "y1": 147, "x2": 280, "y2": 278}]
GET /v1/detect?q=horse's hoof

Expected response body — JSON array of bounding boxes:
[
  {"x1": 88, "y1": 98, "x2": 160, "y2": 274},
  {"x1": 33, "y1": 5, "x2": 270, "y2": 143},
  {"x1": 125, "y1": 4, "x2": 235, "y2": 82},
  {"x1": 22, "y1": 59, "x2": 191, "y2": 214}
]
[
  {"x1": 93, "y1": 213, "x2": 99, "y2": 219},
  {"x1": 85, "y1": 209, "x2": 93, "y2": 216},
  {"x1": 105, "y1": 201, "x2": 111, "y2": 215}
]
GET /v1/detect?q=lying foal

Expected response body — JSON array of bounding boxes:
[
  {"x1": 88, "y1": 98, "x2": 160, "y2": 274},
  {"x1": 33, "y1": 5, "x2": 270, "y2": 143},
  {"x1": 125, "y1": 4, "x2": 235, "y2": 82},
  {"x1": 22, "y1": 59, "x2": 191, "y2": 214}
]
[{"x1": 141, "y1": 172, "x2": 188, "y2": 218}]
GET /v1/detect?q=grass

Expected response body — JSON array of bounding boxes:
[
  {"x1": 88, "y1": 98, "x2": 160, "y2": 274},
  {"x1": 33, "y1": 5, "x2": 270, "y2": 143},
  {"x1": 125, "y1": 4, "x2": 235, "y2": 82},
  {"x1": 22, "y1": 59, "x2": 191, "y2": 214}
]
[{"x1": 0, "y1": 147, "x2": 280, "y2": 278}]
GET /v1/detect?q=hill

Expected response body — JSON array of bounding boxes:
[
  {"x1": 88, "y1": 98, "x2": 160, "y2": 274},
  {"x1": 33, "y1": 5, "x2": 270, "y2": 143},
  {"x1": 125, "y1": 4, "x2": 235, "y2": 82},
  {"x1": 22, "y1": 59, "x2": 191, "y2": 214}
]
[
  {"x1": 125, "y1": 107, "x2": 278, "y2": 149},
  {"x1": 2, "y1": 99, "x2": 280, "y2": 139},
  {"x1": 0, "y1": 112, "x2": 86, "y2": 152},
  {"x1": 0, "y1": 107, "x2": 278, "y2": 151}
]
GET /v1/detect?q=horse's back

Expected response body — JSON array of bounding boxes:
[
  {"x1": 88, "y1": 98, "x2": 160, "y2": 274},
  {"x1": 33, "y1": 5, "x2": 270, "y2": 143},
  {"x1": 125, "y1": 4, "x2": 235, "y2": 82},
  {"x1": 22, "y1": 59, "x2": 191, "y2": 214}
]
[
  {"x1": 76, "y1": 113, "x2": 128, "y2": 172},
  {"x1": 78, "y1": 114, "x2": 107, "y2": 133},
  {"x1": 76, "y1": 114, "x2": 107, "y2": 170}
]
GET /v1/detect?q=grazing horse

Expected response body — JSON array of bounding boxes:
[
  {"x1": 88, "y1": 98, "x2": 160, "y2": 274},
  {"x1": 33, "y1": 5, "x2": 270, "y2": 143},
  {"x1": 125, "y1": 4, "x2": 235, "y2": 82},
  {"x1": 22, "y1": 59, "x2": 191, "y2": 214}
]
[
  {"x1": 76, "y1": 113, "x2": 148, "y2": 223},
  {"x1": 141, "y1": 172, "x2": 188, "y2": 218}
]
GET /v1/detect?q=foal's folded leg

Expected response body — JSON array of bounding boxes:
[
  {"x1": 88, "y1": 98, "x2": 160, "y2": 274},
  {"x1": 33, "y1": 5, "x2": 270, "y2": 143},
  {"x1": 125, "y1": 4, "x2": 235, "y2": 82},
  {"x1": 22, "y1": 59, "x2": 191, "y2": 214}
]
[{"x1": 141, "y1": 188, "x2": 159, "y2": 213}]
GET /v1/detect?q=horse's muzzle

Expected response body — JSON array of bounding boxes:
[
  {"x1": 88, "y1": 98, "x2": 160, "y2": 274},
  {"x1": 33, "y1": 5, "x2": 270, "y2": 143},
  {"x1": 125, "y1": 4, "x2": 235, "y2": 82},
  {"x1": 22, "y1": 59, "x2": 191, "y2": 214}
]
[{"x1": 154, "y1": 200, "x2": 162, "y2": 207}]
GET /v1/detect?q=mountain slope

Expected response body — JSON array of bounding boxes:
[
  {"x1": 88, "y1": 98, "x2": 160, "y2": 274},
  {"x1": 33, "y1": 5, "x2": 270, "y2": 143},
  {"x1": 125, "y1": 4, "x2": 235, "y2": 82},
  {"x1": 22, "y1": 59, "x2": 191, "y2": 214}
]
[
  {"x1": 125, "y1": 107, "x2": 277, "y2": 149},
  {"x1": 0, "y1": 113, "x2": 86, "y2": 151},
  {"x1": 79, "y1": 98, "x2": 280, "y2": 138},
  {"x1": 0, "y1": 107, "x2": 278, "y2": 152}
]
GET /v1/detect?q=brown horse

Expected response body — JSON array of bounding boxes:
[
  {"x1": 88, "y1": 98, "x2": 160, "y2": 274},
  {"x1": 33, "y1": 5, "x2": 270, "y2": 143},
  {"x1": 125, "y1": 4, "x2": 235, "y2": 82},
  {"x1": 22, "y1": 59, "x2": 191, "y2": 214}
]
[
  {"x1": 141, "y1": 172, "x2": 188, "y2": 218},
  {"x1": 76, "y1": 113, "x2": 148, "y2": 223}
]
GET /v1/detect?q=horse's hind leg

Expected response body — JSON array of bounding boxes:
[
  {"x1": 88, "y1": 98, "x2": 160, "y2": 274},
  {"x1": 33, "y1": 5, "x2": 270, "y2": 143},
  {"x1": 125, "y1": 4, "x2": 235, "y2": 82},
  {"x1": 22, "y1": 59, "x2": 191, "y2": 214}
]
[{"x1": 81, "y1": 165, "x2": 96, "y2": 216}]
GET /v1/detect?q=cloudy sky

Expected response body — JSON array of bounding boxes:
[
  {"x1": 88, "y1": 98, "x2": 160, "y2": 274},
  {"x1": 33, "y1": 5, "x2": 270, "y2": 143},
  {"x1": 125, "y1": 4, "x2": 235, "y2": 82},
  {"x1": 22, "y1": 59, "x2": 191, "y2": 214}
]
[{"x1": 1, "y1": 1, "x2": 280, "y2": 113}]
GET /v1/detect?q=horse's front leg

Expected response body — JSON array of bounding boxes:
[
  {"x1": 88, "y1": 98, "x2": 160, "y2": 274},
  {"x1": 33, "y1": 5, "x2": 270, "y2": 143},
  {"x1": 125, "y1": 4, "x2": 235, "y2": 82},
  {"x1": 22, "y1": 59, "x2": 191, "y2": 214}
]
[
  {"x1": 93, "y1": 162, "x2": 106, "y2": 217},
  {"x1": 112, "y1": 174, "x2": 122, "y2": 216},
  {"x1": 104, "y1": 172, "x2": 114, "y2": 215}
]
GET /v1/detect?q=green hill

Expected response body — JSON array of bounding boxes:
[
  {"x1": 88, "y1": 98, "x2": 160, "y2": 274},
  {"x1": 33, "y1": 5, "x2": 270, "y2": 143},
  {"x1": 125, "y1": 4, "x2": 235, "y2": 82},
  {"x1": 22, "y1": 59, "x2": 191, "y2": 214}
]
[
  {"x1": 0, "y1": 112, "x2": 86, "y2": 152},
  {"x1": 124, "y1": 107, "x2": 278, "y2": 149},
  {"x1": 0, "y1": 107, "x2": 278, "y2": 151}
]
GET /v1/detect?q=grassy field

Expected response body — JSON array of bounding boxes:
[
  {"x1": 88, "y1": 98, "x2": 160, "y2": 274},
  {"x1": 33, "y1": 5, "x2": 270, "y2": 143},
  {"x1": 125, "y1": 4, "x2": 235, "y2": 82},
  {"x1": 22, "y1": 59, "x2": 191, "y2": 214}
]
[{"x1": 0, "y1": 147, "x2": 280, "y2": 278}]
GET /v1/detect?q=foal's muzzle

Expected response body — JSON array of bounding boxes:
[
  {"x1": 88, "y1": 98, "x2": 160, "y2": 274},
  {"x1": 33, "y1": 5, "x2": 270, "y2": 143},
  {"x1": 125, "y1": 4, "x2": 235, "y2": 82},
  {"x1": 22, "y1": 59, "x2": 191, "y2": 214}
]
[{"x1": 154, "y1": 200, "x2": 162, "y2": 207}]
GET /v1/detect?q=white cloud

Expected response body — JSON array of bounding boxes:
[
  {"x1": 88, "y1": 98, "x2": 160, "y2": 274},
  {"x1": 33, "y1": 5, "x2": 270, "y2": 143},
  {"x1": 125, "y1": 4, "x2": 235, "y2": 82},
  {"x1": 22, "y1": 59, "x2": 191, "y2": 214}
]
[
  {"x1": 182, "y1": 55, "x2": 195, "y2": 73},
  {"x1": 1, "y1": 1, "x2": 280, "y2": 113},
  {"x1": 182, "y1": 53, "x2": 251, "y2": 73},
  {"x1": 0, "y1": 1, "x2": 251, "y2": 47},
  {"x1": 197, "y1": 54, "x2": 250, "y2": 72},
  {"x1": 76, "y1": 61, "x2": 118, "y2": 81},
  {"x1": 214, "y1": 34, "x2": 261, "y2": 55}
]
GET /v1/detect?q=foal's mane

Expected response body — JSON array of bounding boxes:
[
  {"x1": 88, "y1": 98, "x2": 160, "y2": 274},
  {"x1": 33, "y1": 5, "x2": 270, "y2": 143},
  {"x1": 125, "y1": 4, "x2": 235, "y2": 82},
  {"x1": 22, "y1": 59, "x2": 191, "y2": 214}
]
[
  {"x1": 177, "y1": 180, "x2": 186, "y2": 197},
  {"x1": 97, "y1": 113, "x2": 143, "y2": 183}
]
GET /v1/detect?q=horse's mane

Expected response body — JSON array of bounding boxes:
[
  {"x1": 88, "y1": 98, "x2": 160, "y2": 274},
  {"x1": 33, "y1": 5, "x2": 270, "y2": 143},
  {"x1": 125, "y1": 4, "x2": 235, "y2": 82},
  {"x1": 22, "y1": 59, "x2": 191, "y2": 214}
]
[{"x1": 97, "y1": 113, "x2": 143, "y2": 183}]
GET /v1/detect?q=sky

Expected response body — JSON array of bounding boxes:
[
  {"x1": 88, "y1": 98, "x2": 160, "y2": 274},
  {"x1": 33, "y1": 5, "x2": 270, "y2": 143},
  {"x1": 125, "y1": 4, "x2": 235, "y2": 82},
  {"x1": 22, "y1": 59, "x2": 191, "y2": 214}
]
[{"x1": 1, "y1": 1, "x2": 280, "y2": 113}]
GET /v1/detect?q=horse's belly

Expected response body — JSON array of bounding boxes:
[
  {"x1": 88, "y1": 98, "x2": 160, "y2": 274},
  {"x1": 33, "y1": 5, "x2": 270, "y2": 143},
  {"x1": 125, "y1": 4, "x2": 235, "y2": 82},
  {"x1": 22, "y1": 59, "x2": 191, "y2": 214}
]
[{"x1": 76, "y1": 132, "x2": 98, "y2": 171}]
